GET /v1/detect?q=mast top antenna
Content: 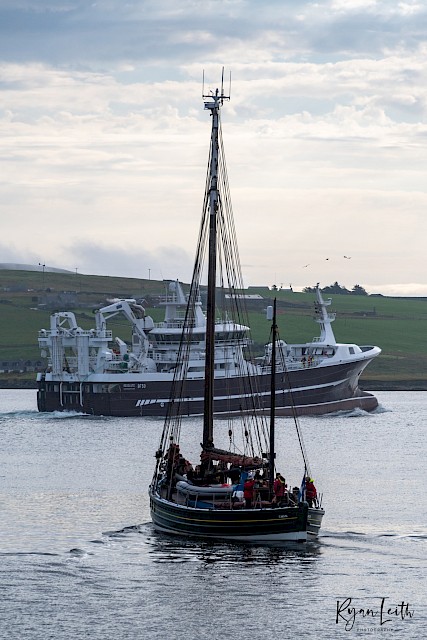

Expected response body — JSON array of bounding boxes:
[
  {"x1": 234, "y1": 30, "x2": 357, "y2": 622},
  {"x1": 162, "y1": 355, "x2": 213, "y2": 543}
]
[{"x1": 202, "y1": 67, "x2": 231, "y2": 110}]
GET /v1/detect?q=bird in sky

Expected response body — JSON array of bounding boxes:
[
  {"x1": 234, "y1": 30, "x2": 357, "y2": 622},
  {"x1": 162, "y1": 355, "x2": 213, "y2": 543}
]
[{"x1": 302, "y1": 255, "x2": 350, "y2": 268}]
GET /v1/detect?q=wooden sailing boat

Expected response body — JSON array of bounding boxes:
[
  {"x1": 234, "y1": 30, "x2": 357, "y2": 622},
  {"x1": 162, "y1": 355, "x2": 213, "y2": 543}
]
[{"x1": 149, "y1": 76, "x2": 324, "y2": 542}]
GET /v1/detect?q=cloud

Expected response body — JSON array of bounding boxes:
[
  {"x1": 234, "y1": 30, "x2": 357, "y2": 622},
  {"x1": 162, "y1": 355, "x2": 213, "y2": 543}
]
[
  {"x1": 1, "y1": 1, "x2": 427, "y2": 296},
  {"x1": 0, "y1": 240, "x2": 194, "y2": 283},
  {"x1": 66, "y1": 240, "x2": 194, "y2": 282},
  {"x1": 0, "y1": 1, "x2": 426, "y2": 67},
  {"x1": 366, "y1": 283, "x2": 427, "y2": 297}
]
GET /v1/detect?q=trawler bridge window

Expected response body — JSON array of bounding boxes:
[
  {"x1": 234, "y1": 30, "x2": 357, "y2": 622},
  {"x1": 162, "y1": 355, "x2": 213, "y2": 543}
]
[
  {"x1": 153, "y1": 333, "x2": 204, "y2": 344},
  {"x1": 215, "y1": 331, "x2": 247, "y2": 342}
]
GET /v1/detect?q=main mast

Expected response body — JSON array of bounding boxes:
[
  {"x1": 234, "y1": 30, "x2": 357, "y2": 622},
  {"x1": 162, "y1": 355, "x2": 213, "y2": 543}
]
[
  {"x1": 268, "y1": 299, "x2": 277, "y2": 498},
  {"x1": 202, "y1": 80, "x2": 230, "y2": 451}
]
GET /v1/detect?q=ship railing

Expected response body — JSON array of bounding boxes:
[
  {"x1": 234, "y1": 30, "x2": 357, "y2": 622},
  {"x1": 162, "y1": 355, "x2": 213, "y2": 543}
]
[
  {"x1": 148, "y1": 348, "x2": 241, "y2": 364},
  {"x1": 38, "y1": 329, "x2": 113, "y2": 339},
  {"x1": 259, "y1": 357, "x2": 321, "y2": 373},
  {"x1": 104, "y1": 360, "x2": 130, "y2": 372},
  {"x1": 149, "y1": 351, "x2": 205, "y2": 363},
  {"x1": 259, "y1": 362, "x2": 298, "y2": 373},
  {"x1": 158, "y1": 293, "x2": 201, "y2": 305},
  {"x1": 152, "y1": 321, "x2": 195, "y2": 329},
  {"x1": 158, "y1": 294, "x2": 187, "y2": 304}
]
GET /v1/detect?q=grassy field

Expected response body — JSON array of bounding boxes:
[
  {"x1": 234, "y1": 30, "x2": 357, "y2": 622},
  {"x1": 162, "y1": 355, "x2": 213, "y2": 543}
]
[{"x1": 1, "y1": 269, "x2": 427, "y2": 388}]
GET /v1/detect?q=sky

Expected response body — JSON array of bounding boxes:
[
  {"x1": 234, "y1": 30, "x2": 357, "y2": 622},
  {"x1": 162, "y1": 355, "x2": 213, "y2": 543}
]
[{"x1": 1, "y1": 0, "x2": 427, "y2": 296}]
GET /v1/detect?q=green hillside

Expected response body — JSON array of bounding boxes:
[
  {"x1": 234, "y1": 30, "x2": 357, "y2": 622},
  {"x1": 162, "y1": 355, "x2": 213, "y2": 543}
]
[{"x1": 1, "y1": 269, "x2": 426, "y2": 389}]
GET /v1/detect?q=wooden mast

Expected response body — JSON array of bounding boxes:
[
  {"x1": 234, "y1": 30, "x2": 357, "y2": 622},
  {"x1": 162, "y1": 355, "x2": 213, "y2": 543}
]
[
  {"x1": 268, "y1": 298, "x2": 277, "y2": 497},
  {"x1": 202, "y1": 78, "x2": 230, "y2": 455}
]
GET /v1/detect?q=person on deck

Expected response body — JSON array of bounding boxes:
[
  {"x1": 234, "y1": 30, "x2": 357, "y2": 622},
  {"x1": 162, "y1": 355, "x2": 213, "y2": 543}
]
[
  {"x1": 165, "y1": 444, "x2": 180, "y2": 481},
  {"x1": 305, "y1": 477, "x2": 318, "y2": 507},
  {"x1": 243, "y1": 476, "x2": 255, "y2": 508},
  {"x1": 272, "y1": 473, "x2": 288, "y2": 505},
  {"x1": 291, "y1": 486, "x2": 299, "y2": 504}
]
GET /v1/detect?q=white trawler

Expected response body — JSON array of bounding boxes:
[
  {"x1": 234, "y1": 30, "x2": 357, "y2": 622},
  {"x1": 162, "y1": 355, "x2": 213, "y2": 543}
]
[{"x1": 36, "y1": 278, "x2": 380, "y2": 416}]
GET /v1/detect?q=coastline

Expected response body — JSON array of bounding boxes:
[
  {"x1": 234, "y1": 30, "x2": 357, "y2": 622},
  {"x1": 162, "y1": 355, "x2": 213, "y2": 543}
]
[{"x1": 360, "y1": 380, "x2": 427, "y2": 391}]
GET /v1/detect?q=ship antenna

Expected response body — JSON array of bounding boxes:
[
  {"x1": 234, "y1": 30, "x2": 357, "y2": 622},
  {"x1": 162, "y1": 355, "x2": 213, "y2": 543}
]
[
  {"x1": 202, "y1": 68, "x2": 231, "y2": 110},
  {"x1": 219, "y1": 67, "x2": 231, "y2": 104},
  {"x1": 221, "y1": 67, "x2": 225, "y2": 102}
]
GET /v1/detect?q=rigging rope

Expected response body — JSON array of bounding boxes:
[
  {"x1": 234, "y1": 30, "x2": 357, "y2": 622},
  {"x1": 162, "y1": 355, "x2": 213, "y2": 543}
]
[{"x1": 153, "y1": 104, "x2": 312, "y2": 484}]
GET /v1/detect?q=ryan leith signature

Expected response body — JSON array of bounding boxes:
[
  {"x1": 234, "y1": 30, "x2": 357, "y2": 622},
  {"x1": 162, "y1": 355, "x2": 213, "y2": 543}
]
[{"x1": 336, "y1": 597, "x2": 414, "y2": 631}]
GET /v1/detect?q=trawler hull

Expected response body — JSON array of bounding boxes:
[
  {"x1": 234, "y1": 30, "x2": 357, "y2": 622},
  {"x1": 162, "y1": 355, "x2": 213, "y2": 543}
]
[
  {"x1": 37, "y1": 356, "x2": 378, "y2": 416},
  {"x1": 149, "y1": 492, "x2": 309, "y2": 542}
]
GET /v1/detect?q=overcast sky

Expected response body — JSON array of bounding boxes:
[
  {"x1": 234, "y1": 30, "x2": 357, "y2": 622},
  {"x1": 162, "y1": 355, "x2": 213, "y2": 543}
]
[{"x1": 1, "y1": 0, "x2": 426, "y2": 295}]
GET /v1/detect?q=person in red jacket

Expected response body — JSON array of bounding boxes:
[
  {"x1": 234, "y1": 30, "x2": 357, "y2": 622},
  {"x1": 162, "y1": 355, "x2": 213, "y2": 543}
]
[
  {"x1": 272, "y1": 473, "x2": 288, "y2": 505},
  {"x1": 305, "y1": 477, "x2": 317, "y2": 507},
  {"x1": 243, "y1": 476, "x2": 255, "y2": 508}
]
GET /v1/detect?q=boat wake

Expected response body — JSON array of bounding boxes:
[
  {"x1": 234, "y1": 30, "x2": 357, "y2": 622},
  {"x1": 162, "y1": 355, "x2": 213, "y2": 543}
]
[
  {"x1": 319, "y1": 528, "x2": 427, "y2": 564},
  {"x1": 373, "y1": 403, "x2": 391, "y2": 414},
  {"x1": 68, "y1": 547, "x2": 93, "y2": 558},
  {"x1": 0, "y1": 551, "x2": 60, "y2": 557},
  {"x1": 313, "y1": 402, "x2": 390, "y2": 419},
  {"x1": 314, "y1": 407, "x2": 372, "y2": 419},
  {"x1": 101, "y1": 524, "x2": 144, "y2": 538},
  {"x1": 43, "y1": 410, "x2": 111, "y2": 421},
  {"x1": 0, "y1": 409, "x2": 40, "y2": 420},
  {"x1": 322, "y1": 528, "x2": 427, "y2": 540},
  {"x1": 0, "y1": 408, "x2": 92, "y2": 421},
  {"x1": 48, "y1": 410, "x2": 90, "y2": 419}
]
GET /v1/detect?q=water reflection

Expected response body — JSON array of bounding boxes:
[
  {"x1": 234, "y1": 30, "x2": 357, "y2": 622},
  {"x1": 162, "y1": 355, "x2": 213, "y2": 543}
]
[{"x1": 137, "y1": 525, "x2": 323, "y2": 566}]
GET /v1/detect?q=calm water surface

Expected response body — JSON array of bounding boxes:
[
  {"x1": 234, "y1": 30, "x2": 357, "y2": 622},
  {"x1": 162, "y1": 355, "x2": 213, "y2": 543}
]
[{"x1": 0, "y1": 390, "x2": 426, "y2": 639}]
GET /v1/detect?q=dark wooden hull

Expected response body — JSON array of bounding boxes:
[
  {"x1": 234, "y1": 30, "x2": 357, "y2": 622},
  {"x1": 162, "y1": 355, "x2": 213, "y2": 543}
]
[
  {"x1": 37, "y1": 356, "x2": 378, "y2": 417},
  {"x1": 149, "y1": 489, "x2": 309, "y2": 542}
]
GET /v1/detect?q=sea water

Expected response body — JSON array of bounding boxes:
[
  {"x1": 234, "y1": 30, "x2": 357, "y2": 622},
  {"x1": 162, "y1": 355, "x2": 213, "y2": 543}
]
[{"x1": 0, "y1": 389, "x2": 425, "y2": 639}]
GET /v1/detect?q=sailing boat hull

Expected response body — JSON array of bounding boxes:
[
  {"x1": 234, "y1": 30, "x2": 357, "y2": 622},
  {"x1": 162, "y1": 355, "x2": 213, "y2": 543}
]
[{"x1": 149, "y1": 491, "x2": 309, "y2": 542}]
